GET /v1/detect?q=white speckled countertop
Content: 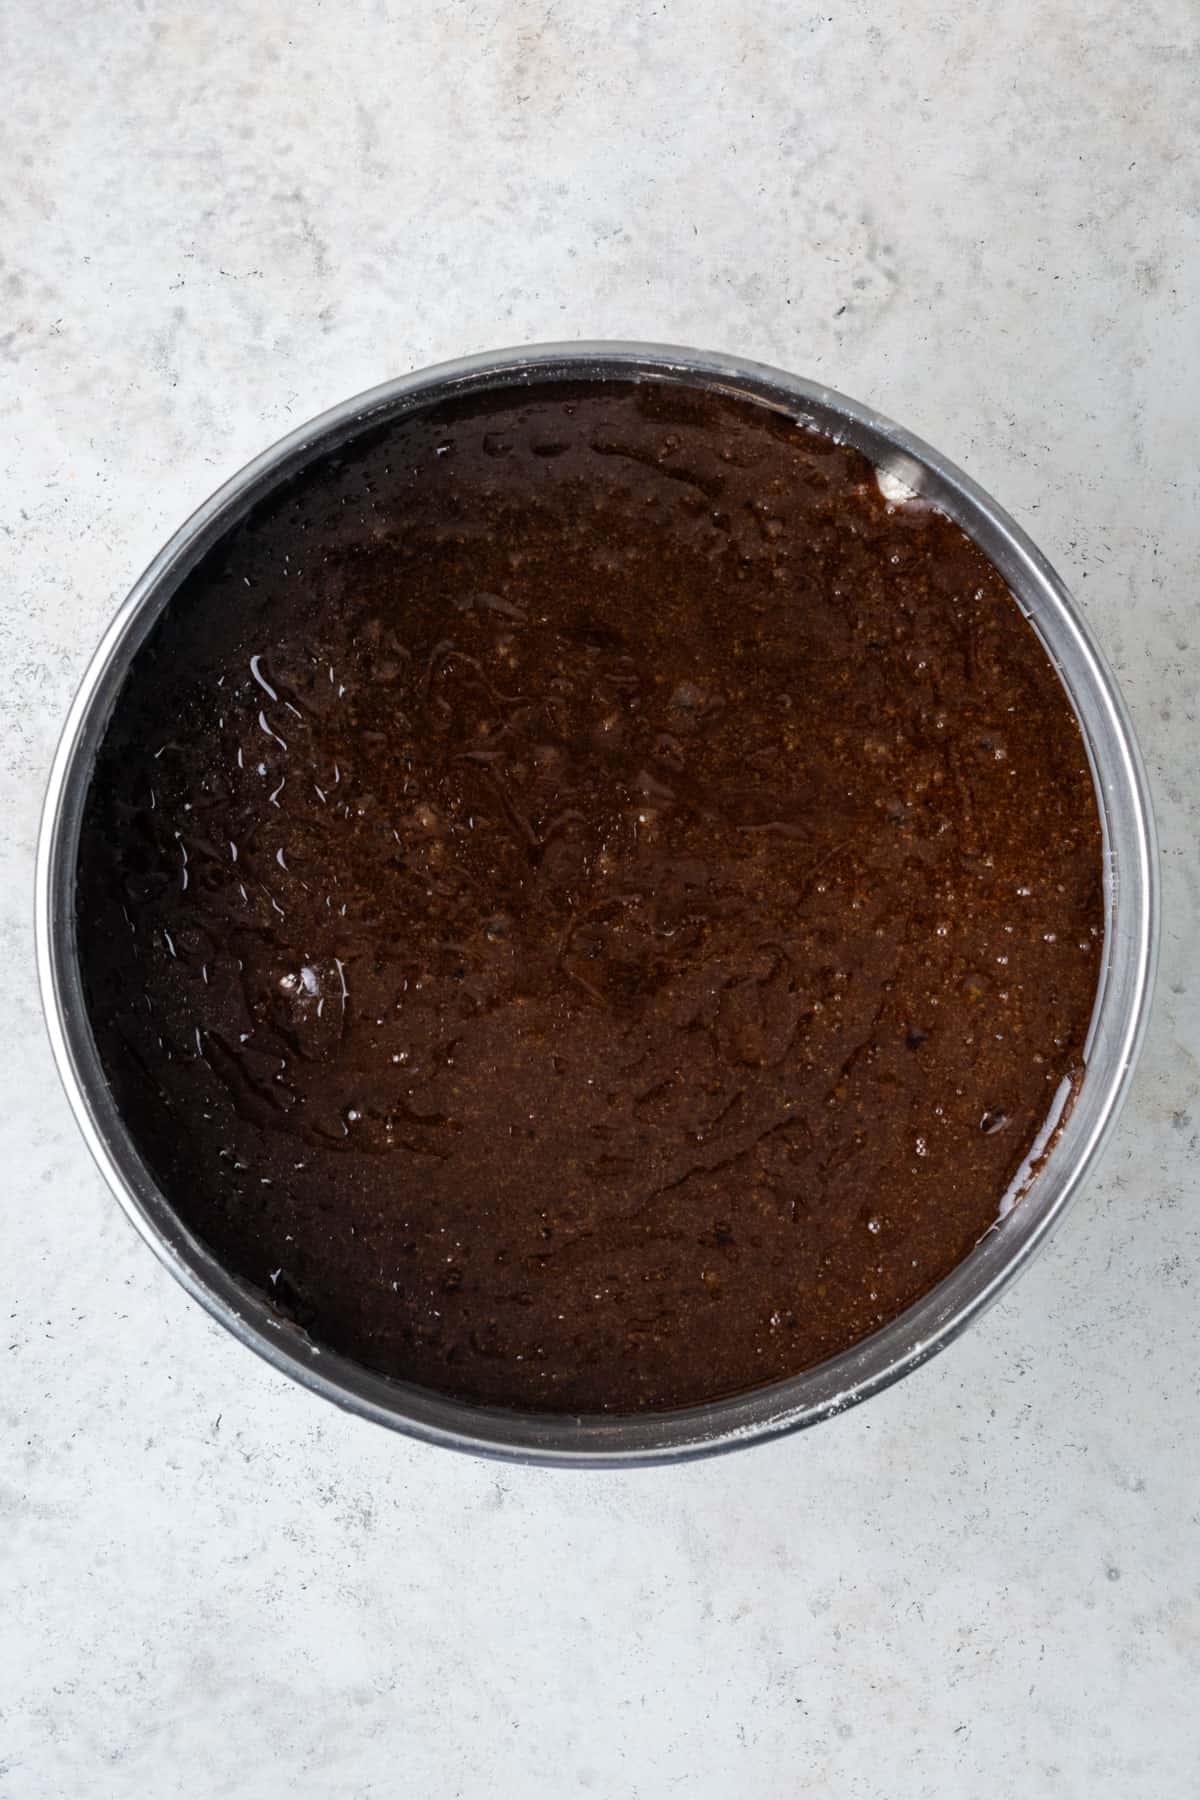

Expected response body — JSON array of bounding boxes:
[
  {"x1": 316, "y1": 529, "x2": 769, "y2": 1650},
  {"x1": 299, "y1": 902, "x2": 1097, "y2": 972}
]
[{"x1": 3, "y1": 3, "x2": 1198, "y2": 1795}]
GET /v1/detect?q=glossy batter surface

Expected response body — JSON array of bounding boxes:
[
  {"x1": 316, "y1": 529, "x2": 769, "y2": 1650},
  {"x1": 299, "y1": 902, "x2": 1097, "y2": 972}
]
[{"x1": 77, "y1": 382, "x2": 1103, "y2": 1411}]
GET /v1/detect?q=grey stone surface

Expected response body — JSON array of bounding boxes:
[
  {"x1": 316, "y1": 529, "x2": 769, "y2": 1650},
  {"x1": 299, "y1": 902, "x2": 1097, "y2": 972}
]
[{"x1": 2, "y1": 2, "x2": 1198, "y2": 1795}]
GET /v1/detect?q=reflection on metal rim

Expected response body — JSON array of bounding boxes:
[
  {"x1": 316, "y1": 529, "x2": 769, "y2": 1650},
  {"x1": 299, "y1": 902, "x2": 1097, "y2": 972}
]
[{"x1": 34, "y1": 344, "x2": 1159, "y2": 1466}]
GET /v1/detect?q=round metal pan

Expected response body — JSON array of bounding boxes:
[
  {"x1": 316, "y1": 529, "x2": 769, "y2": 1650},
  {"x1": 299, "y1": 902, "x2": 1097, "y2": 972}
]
[{"x1": 35, "y1": 344, "x2": 1159, "y2": 1465}]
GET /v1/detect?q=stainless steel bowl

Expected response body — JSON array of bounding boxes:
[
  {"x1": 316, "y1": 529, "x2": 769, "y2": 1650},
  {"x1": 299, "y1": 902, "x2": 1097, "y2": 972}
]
[{"x1": 36, "y1": 344, "x2": 1159, "y2": 1465}]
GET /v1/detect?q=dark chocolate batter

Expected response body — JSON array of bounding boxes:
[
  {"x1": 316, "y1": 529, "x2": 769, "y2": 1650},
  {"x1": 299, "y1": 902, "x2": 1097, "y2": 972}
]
[{"x1": 76, "y1": 381, "x2": 1103, "y2": 1411}]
